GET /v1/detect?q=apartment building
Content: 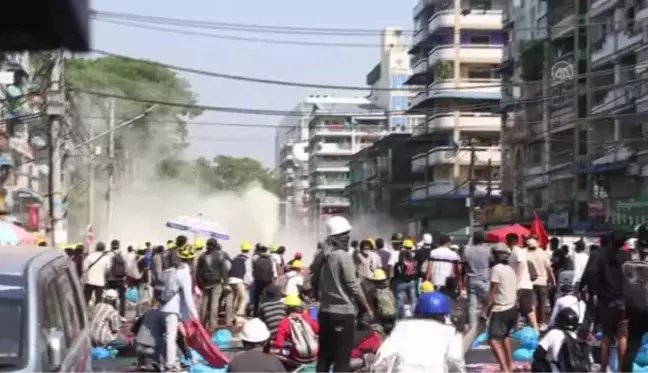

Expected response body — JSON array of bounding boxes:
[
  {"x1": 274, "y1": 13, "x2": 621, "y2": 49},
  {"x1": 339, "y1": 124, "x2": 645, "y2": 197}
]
[
  {"x1": 306, "y1": 97, "x2": 387, "y2": 226},
  {"x1": 403, "y1": 0, "x2": 504, "y2": 232},
  {"x1": 503, "y1": 0, "x2": 648, "y2": 230}
]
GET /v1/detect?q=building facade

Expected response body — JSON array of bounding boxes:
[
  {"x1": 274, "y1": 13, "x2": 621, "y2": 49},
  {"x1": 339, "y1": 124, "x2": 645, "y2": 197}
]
[
  {"x1": 306, "y1": 98, "x2": 386, "y2": 229},
  {"x1": 403, "y1": 0, "x2": 505, "y2": 233},
  {"x1": 502, "y1": 0, "x2": 648, "y2": 231}
]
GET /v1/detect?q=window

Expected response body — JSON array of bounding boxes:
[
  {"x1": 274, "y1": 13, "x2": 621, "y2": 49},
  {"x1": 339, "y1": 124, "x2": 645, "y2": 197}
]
[
  {"x1": 0, "y1": 300, "x2": 24, "y2": 367},
  {"x1": 469, "y1": 35, "x2": 490, "y2": 44},
  {"x1": 66, "y1": 265, "x2": 86, "y2": 329},
  {"x1": 391, "y1": 75, "x2": 408, "y2": 88},
  {"x1": 55, "y1": 270, "x2": 81, "y2": 343}
]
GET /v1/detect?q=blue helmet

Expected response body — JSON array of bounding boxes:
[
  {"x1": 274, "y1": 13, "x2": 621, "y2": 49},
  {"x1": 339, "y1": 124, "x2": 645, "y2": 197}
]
[{"x1": 416, "y1": 291, "x2": 452, "y2": 316}]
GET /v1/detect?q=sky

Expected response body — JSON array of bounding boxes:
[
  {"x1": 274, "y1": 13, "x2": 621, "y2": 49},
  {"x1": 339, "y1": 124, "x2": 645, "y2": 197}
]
[{"x1": 92, "y1": 0, "x2": 412, "y2": 168}]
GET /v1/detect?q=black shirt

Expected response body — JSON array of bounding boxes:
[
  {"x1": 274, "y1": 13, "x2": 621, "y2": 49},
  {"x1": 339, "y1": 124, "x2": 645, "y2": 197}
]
[{"x1": 227, "y1": 350, "x2": 286, "y2": 373}]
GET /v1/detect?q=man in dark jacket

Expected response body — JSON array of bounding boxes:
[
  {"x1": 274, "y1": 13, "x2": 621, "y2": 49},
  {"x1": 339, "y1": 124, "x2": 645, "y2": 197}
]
[
  {"x1": 106, "y1": 239, "x2": 127, "y2": 318},
  {"x1": 196, "y1": 238, "x2": 230, "y2": 330}
]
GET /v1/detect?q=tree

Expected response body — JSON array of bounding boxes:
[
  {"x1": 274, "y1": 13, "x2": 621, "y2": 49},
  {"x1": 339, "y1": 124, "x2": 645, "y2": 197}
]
[
  {"x1": 66, "y1": 56, "x2": 203, "y2": 154},
  {"x1": 158, "y1": 155, "x2": 280, "y2": 196}
]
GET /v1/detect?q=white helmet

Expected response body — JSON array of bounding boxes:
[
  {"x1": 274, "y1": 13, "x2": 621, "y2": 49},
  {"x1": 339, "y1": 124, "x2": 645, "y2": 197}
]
[
  {"x1": 103, "y1": 289, "x2": 118, "y2": 300},
  {"x1": 325, "y1": 216, "x2": 351, "y2": 236},
  {"x1": 240, "y1": 318, "x2": 270, "y2": 343}
]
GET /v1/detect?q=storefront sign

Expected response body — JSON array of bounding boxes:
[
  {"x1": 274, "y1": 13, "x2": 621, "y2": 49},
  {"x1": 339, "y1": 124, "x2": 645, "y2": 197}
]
[
  {"x1": 610, "y1": 197, "x2": 648, "y2": 229},
  {"x1": 547, "y1": 211, "x2": 570, "y2": 229},
  {"x1": 475, "y1": 204, "x2": 515, "y2": 225}
]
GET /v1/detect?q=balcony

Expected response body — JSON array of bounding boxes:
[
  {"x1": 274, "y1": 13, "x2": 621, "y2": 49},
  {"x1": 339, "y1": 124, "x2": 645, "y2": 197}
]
[
  {"x1": 413, "y1": 0, "x2": 433, "y2": 18},
  {"x1": 428, "y1": 10, "x2": 503, "y2": 34},
  {"x1": 411, "y1": 153, "x2": 427, "y2": 172},
  {"x1": 592, "y1": 32, "x2": 642, "y2": 65},
  {"x1": 426, "y1": 79, "x2": 501, "y2": 100},
  {"x1": 319, "y1": 196, "x2": 350, "y2": 207},
  {"x1": 412, "y1": 28, "x2": 430, "y2": 47},
  {"x1": 311, "y1": 143, "x2": 354, "y2": 155},
  {"x1": 278, "y1": 153, "x2": 294, "y2": 166},
  {"x1": 591, "y1": 85, "x2": 639, "y2": 113},
  {"x1": 311, "y1": 159, "x2": 349, "y2": 172},
  {"x1": 590, "y1": 0, "x2": 622, "y2": 17},
  {"x1": 310, "y1": 125, "x2": 384, "y2": 137},
  {"x1": 428, "y1": 45, "x2": 502, "y2": 66},
  {"x1": 427, "y1": 146, "x2": 501, "y2": 166},
  {"x1": 412, "y1": 112, "x2": 500, "y2": 135},
  {"x1": 311, "y1": 178, "x2": 349, "y2": 190},
  {"x1": 410, "y1": 180, "x2": 502, "y2": 200},
  {"x1": 551, "y1": 14, "x2": 575, "y2": 40},
  {"x1": 412, "y1": 57, "x2": 429, "y2": 76}
]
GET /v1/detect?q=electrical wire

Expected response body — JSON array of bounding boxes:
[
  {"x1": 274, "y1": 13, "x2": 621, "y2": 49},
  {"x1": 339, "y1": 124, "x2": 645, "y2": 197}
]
[
  {"x1": 92, "y1": 9, "x2": 631, "y2": 36},
  {"x1": 90, "y1": 49, "x2": 648, "y2": 93}
]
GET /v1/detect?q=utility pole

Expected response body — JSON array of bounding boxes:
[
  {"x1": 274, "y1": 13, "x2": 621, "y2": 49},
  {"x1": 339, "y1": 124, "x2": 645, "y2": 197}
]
[
  {"x1": 47, "y1": 51, "x2": 66, "y2": 247},
  {"x1": 106, "y1": 98, "x2": 115, "y2": 239},
  {"x1": 484, "y1": 157, "x2": 493, "y2": 230},
  {"x1": 584, "y1": 0, "x2": 593, "y2": 212},
  {"x1": 466, "y1": 139, "x2": 477, "y2": 245},
  {"x1": 572, "y1": 0, "x2": 581, "y2": 217},
  {"x1": 87, "y1": 117, "x2": 95, "y2": 245}
]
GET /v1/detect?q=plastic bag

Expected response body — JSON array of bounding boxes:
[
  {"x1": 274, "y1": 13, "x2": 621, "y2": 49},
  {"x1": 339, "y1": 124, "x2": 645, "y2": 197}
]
[
  {"x1": 514, "y1": 327, "x2": 539, "y2": 349},
  {"x1": 126, "y1": 287, "x2": 138, "y2": 303},
  {"x1": 189, "y1": 363, "x2": 228, "y2": 373},
  {"x1": 512, "y1": 348, "x2": 534, "y2": 362},
  {"x1": 212, "y1": 329, "x2": 233, "y2": 349},
  {"x1": 471, "y1": 332, "x2": 489, "y2": 348},
  {"x1": 635, "y1": 346, "x2": 648, "y2": 366},
  {"x1": 91, "y1": 347, "x2": 113, "y2": 360}
]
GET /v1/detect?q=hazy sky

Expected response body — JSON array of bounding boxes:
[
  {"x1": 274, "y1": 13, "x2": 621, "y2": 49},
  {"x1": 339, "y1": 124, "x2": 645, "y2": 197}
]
[{"x1": 92, "y1": 0, "x2": 412, "y2": 168}]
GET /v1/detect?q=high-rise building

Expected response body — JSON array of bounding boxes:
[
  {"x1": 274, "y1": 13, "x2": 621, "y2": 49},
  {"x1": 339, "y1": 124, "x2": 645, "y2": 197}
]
[{"x1": 403, "y1": 0, "x2": 505, "y2": 232}]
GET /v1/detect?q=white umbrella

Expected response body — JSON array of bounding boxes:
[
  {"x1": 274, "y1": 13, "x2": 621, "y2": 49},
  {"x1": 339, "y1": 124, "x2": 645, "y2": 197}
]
[{"x1": 165, "y1": 215, "x2": 230, "y2": 240}]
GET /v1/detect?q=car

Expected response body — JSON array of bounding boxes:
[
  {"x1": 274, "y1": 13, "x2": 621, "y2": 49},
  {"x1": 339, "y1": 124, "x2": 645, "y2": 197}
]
[{"x1": 0, "y1": 246, "x2": 91, "y2": 372}]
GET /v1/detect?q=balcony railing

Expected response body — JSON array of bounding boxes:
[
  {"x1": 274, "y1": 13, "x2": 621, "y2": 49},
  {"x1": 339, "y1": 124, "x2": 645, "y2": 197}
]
[
  {"x1": 592, "y1": 31, "x2": 642, "y2": 64},
  {"x1": 312, "y1": 160, "x2": 349, "y2": 169},
  {"x1": 410, "y1": 180, "x2": 502, "y2": 200},
  {"x1": 428, "y1": 10, "x2": 503, "y2": 34},
  {"x1": 549, "y1": 150, "x2": 574, "y2": 167},
  {"x1": 411, "y1": 153, "x2": 428, "y2": 172},
  {"x1": 312, "y1": 143, "x2": 353, "y2": 154},
  {"x1": 312, "y1": 179, "x2": 349, "y2": 188},
  {"x1": 427, "y1": 146, "x2": 501, "y2": 166},
  {"x1": 412, "y1": 28, "x2": 429, "y2": 47},
  {"x1": 428, "y1": 45, "x2": 502, "y2": 66},
  {"x1": 426, "y1": 79, "x2": 501, "y2": 100},
  {"x1": 319, "y1": 196, "x2": 350, "y2": 206}
]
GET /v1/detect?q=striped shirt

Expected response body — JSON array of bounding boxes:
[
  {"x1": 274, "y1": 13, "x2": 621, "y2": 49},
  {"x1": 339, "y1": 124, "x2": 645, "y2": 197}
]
[
  {"x1": 258, "y1": 300, "x2": 286, "y2": 340},
  {"x1": 90, "y1": 303, "x2": 121, "y2": 346}
]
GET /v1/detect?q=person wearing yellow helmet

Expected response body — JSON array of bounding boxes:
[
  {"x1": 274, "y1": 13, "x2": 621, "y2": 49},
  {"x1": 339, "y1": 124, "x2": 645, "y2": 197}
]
[
  {"x1": 240, "y1": 240, "x2": 251, "y2": 253},
  {"x1": 275, "y1": 294, "x2": 319, "y2": 363},
  {"x1": 367, "y1": 268, "x2": 397, "y2": 333},
  {"x1": 194, "y1": 238, "x2": 206, "y2": 251},
  {"x1": 166, "y1": 240, "x2": 174, "y2": 250},
  {"x1": 420, "y1": 281, "x2": 435, "y2": 294},
  {"x1": 284, "y1": 259, "x2": 305, "y2": 297},
  {"x1": 392, "y1": 236, "x2": 419, "y2": 319},
  {"x1": 355, "y1": 240, "x2": 382, "y2": 283},
  {"x1": 230, "y1": 241, "x2": 253, "y2": 322}
]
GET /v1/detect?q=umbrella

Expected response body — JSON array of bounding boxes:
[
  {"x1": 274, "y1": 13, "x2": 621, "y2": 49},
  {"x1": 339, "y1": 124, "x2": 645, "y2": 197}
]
[
  {"x1": 166, "y1": 215, "x2": 230, "y2": 240},
  {"x1": 0, "y1": 222, "x2": 20, "y2": 245},
  {"x1": 486, "y1": 224, "x2": 530, "y2": 244},
  {"x1": 8, "y1": 223, "x2": 37, "y2": 245}
]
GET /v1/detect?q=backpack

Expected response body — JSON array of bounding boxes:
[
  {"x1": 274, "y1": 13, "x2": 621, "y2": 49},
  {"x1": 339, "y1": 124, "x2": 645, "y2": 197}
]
[
  {"x1": 289, "y1": 315, "x2": 318, "y2": 358},
  {"x1": 197, "y1": 252, "x2": 218, "y2": 285},
  {"x1": 159, "y1": 267, "x2": 180, "y2": 304},
  {"x1": 622, "y1": 259, "x2": 648, "y2": 312},
  {"x1": 253, "y1": 255, "x2": 274, "y2": 282},
  {"x1": 374, "y1": 287, "x2": 397, "y2": 319},
  {"x1": 558, "y1": 331, "x2": 591, "y2": 372},
  {"x1": 396, "y1": 251, "x2": 417, "y2": 279},
  {"x1": 110, "y1": 253, "x2": 127, "y2": 278}
]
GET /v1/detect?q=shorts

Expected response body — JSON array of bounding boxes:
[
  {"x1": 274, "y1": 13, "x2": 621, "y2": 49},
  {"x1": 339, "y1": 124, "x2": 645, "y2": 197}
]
[
  {"x1": 533, "y1": 285, "x2": 548, "y2": 310},
  {"x1": 488, "y1": 306, "x2": 518, "y2": 340},
  {"x1": 518, "y1": 289, "x2": 535, "y2": 315},
  {"x1": 600, "y1": 300, "x2": 628, "y2": 338}
]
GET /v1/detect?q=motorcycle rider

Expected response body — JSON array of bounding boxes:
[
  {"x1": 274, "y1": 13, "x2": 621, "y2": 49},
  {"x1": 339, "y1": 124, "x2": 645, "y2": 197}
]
[{"x1": 371, "y1": 291, "x2": 464, "y2": 373}]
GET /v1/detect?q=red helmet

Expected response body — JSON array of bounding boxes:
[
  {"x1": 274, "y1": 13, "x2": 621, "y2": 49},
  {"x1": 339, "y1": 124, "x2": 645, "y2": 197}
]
[{"x1": 294, "y1": 252, "x2": 303, "y2": 259}]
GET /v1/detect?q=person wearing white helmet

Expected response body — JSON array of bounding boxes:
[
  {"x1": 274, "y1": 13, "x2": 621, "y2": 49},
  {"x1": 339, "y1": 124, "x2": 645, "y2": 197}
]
[
  {"x1": 90, "y1": 289, "x2": 122, "y2": 347},
  {"x1": 310, "y1": 216, "x2": 373, "y2": 373},
  {"x1": 228, "y1": 318, "x2": 286, "y2": 372}
]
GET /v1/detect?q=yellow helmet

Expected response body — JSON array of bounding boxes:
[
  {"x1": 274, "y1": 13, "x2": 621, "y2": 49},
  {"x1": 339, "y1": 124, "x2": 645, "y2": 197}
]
[
  {"x1": 36, "y1": 238, "x2": 47, "y2": 246},
  {"x1": 178, "y1": 245, "x2": 196, "y2": 260},
  {"x1": 372, "y1": 269, "x2": 387, "y2": 281},
  {"x1": 403, "y1": 239, "x2": 415, "y2": 249},
  {"x1": 166, "y1": 240, "x2": 175, "y2": 249},
  {"x1": 367, "y1": 238, "x2": 376, "y2": 249},
  {"x1": 420, "y1": 281, "x2": 435, "y2": 294},
  {"x1": 241, "y1": 240, "x2": 252, "y2": 252},
  {"x1": 269, "y1": 245, "x2": 278, "y2": 253},
  {"x1": 290, "y1": 260, "x2": 303, "y2": 270},
  {"x1": 284, "y1": 294, "x2": 303, "y2": 307},
  {"x1": 194, "y1": 238, "x2": 206, "y2": 250}
]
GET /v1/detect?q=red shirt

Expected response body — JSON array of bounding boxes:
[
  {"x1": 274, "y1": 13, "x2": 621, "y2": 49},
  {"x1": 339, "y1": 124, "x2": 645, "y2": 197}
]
[
  {"x1": 273, "y1": 311, "x2": 319, "y2": 361},
  {"x1": 351, "y1": 332, "x2": 384, "y2": 358}
]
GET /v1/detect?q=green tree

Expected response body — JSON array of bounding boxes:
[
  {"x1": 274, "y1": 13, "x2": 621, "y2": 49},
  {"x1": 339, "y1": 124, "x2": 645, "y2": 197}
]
[{"x1": 66, "y1": 56, "x2": 203, "y2": 153}]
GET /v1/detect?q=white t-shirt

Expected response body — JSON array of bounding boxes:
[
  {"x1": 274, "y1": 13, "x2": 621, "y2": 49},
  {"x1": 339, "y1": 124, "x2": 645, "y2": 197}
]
[
  {"x1": 490, "y1": 263, "x2": 517, "y2": 312},
  {"x1": 572, "y1": 252, "x2": 590, "y2": 285},
  {"x1": 538, "y1": 329, "x2": 579, "y2": 373},
  {"x1": 548, "y1": 294, "x2": 587, "y2": 328},
  {"x1": 283, "y1": 270, "x2": 304, "y2": 296},
  {"x1": 512, "y1": 246, "x2": 534, "y2": 290},
  {"x1": 83, "y1": 251, "x2": 112, "y2": 287},
  {"x1": 388, "y1": 249, "x2": 400, "y2": 268},
  {"x1": 428, "y1": 246, "x2": 461, "y2": 287}
]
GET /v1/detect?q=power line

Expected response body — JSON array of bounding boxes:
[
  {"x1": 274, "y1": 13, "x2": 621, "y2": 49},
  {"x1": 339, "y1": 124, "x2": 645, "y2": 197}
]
[
  {"x1": 92, "y1": 9, "x2": 628, "y2": 36},
  {"x1": 87, "y1": 49, "x2": 648, "y2": 94}
]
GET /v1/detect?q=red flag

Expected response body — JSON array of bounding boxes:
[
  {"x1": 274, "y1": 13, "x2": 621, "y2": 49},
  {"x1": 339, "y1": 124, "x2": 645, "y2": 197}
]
[{"x1": 530, "y1": 213, "x2": 549, "y2": 249}]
